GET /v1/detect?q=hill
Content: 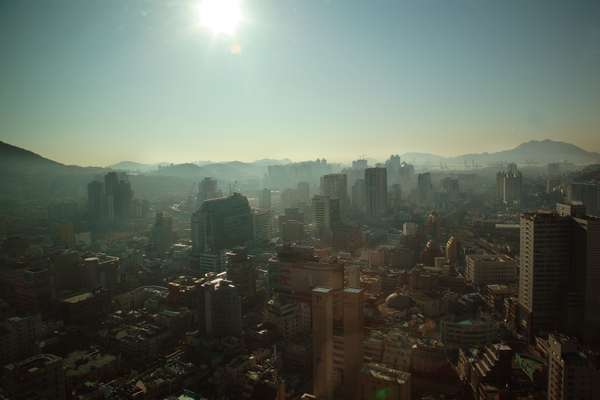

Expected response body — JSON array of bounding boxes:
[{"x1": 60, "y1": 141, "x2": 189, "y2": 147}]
[{"x1": 402, "y1": 139, "x2": 600, "y2": 166}]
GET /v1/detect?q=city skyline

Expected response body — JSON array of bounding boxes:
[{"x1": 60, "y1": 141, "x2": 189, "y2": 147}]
[{"x1": 1, "y1": 0, "x2": 600, "y2": 165}]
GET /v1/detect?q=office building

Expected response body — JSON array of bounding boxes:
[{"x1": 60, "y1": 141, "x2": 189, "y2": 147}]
[
  {"x1": 253, "y1": 209, "x2": 273, "y2": 243},
  {"x1": 87, "y1": 180, "x2": 105, "y2": 221},
  {"x1": 417, "y1": 172, "x2": 433, "y2": 205},
  {"x1": 226, "y1": 249, "x2": 256, "y2": 302},
  {"x1": 352, "y1": 179, "x2": 367, "y2": 212},
  {"x1": 496, "y1": 163, "x2": 522, "y2": 206},
  {"x1": 312, "y1": 287, "x2": 334, "y2": 400},
  {"x1": 517, "y1": 204, "x2": 600, "y2": 344},
  {"x1": 365, "y1": 167, "x2": 387, "y2": 217},
  {"x1": 87, "y1": 172, "x2": 134, "y2": 223},
  {"x1": 321, "y1": 173, "x2": 349, "y2": 212},
  {"x1": 191, "y1": 193, "x2": 253, "y2": 255},
  {"x1": 150, "y1": 212, "x2": 175, "y2": 254},
  {"x1": 258, "y1": 188, "x2": 272, "y2": 210},
  {"x1": 518, "y1": 211, "x2": 571, "y2": 337},
  {"x1": 197, "y1": 177, "x2": 219, "y2": 208},
  {"x1": 203, "y1": 277, "x2": 242, "y2": 337},
  {"x1": 312, "y1": 195, "x2": 341, "y2": 239},
  {"x1": 343, "y1": 288, "x2": 365, "y2": 400},
  {"x1": 281, "y1": 220, "x2": 305, "y2": 242},
  {"x1": 297, "y1": 182, "x2": 311, "y2": 204},
  {"x1": 568, "y1": 182, "x2": 600, "y2": 217},
  {"x1": 196, "y1": 251, "x2": 226, "y2": 275},
  {"x1": 465, "y1": 254, "x2": 517, "y2": 286}
]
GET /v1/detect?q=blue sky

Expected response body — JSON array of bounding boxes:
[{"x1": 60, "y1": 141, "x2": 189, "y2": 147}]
[{"x1": 1, "y1": 0, "x2": 599, "y2": 166}]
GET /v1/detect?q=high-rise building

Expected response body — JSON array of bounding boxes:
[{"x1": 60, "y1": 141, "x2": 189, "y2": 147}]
[
  {"x1": 258, "y1": 188, "x2": 272, "y2": 210},
  {"x1": 548, "y1": 334, "x2": 600, "y2": 400},
  {"x1": 87, "y1": 181, "x2": 105, "y2": 221},
  {"x1": 517, "y1": 204, "x2": 600, "y2": 344},
  {"x1": 496, "y1": 163, "x2": 522, "y2": 206},
  {"x1": 343, "y1": 288, "x2": 364, "y2": 400},
  {"x1": 568, "y1": 182, "x2": 600, "y2": 217},
  {"x1": 203, "y1": 276, "x2": 242, "y2": 337},
  {"x1": 417, "y1": 172, "x2": 433, "y2": 205},
  {"x1": 365, "y1": 167, "x2": 387, "y2": 217},
  {"x1": 518, "y1": 211, "x2": 571, "y2": 337},
  {"x1": 268, "y1": 245, "x2": 344, "y2": 336},
  {"x1": 268, "y1": 245, "x2": 344, "y2": 302},
  {"x1": 558, "y1": 203, "x2": 600, "y2": 346},
  {"x1": 320, "y1": 173, "x2": 349, "y2": 213},
  {"x1": 253, "y1": 209, "x2": 273, "y2": 243},
  {"x1": 226, "y1": 248, "x2": 256, "y2": 303},
  {"x1": 191, "y1": 193, "x2": 253, "y2": 255},
  {"x1": 389, "y1": 183, "x2": 402, "y2": 211},
  {"x1": 197, "y1": 177, "x2": 219, "y2": 209},
  {"x1": 297, "y1": 182, "x2": 311, "y2": 205},
  {"x1": 312, "y1": 195, "x2": 341, "y2": 239},
  {"x1": 197, "y1": 251, "x2": 226, "y2": 275},
  {"x1": 312, "y1": 287, "x2": 334, "y2": 400},
  {"x1": 150, "y1": 212, "x2": 175, "y2": 254},
  {"x1": 352, "y1": 159, "x2": 368, "y2": 170},
  {"x1": 351, "y1": 179, "x2": 366, "y2": 212},
  {"x1": 517, "y1": 206, "x2": 596, "y2": 340},
  {"x1": 88, "y1": 172, "x2": 133, "y2": 223}
]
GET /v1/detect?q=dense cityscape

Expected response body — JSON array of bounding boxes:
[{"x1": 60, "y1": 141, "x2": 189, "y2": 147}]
[
  {"x1": 1, "y1": 142, "x2": 600, "y2": 399},
  {"x1": 2, "y1": 0, "x2": 600, "y2": 399}
]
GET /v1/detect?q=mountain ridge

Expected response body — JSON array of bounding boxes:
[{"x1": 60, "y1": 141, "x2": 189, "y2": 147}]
[{"x1": 2, "y1": 139, "x2": 599, "y2": 173}]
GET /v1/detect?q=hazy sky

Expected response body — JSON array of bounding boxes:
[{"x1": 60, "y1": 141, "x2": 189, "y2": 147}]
[{"x1": 1, "y1": 0, "x2": 599, "y2": 166}]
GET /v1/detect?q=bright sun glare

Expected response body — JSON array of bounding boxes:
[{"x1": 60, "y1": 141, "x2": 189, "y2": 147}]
[{"x1": 198, "y1": 0, "x2": 242, "y2": 36}]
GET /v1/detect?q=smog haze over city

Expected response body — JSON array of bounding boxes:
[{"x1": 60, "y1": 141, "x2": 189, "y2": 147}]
[
  {"x1": 1, "y1": 0, "x2": 600, "y2": 165},
  {"x1": 1, "y1": 1, "x2": 600, "y2": 400}
]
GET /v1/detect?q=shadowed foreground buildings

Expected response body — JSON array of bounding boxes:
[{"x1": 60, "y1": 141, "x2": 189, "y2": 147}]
[
  {"x1": 548, "y1": 334, "x2": 600, "y2": 400},
  {"x1": 2, "y1": 354, "x2": 66, "y2": 400},
  {"x1": 516, "y1": 203, "x2": 600, "y2": 346}
]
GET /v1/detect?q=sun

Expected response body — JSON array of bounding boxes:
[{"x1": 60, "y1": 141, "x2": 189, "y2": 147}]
[{"x1": 198, "y1": 0, "x2": 243, "y2": 36}]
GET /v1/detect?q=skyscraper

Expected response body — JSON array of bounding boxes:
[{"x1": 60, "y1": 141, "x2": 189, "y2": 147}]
[
  {"x1": 351, "y1": 179, "x2": 366, "y2": 212},
  {"x1": 312, "y1": 287, "x2": 334, "y2": 400},
  {"x1": 568, "y1": 182, "x2": 600, "y2": 217},
  {"x1": 518, "y1": 211, "x2": 571, "y2": 338},
  {"x1": 87, "y1": 173, "x2": 133, "y2": 223},
  {"x1": 87, "y1": 180, "x2": 104, "y2": 221},
  {"x1": 365, "y1": 167, "x2": 387, "y2": 217},
  {"x1": 150, "y1": 212, "x2": 175, "y2": 254},
  {"x1": 191, "y1": 193, "x2": 253, "y2": 255},
  {"x1": 191, "y1": 193, "x2": 253, "y2": 273},
  {"x1": 197, "y1": 177, "x2": 219, "y2": 209},
  {"x1": 496, "y1": 163, "x2": 522, "y2": 206},
  {"x1": 258, "y1": 188, "x2": 272, "y2": 210},
  {"x1": 312, "y1": 195, "x2": 341, "y2": 239},
  {"x1": 517, "y1": 204, "x2": 600, "y2": 344},
  {"x1": 417, "y1": 172, "x2": 433, "y2": 205},
  {"x1": 320, "y1": 173, "x2": 349, "y2": 213},
  {"x1": 253, "y1": 209, "x2": 273, "y2": 243},
  {"x1": 343, "y1": 288, "x2": 364, "y2": 400},
  {"x1": 296, "y1": 182, "x2": 311, "y2": 205},
  {"x1": 385, "y1": 154, "x2": 401, "y2": 185}
]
